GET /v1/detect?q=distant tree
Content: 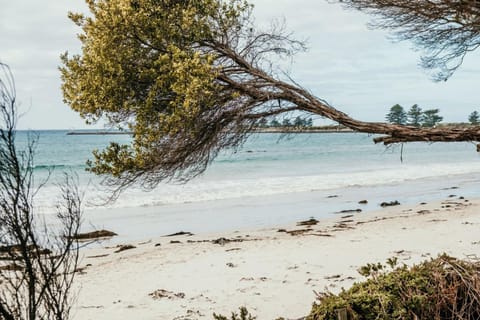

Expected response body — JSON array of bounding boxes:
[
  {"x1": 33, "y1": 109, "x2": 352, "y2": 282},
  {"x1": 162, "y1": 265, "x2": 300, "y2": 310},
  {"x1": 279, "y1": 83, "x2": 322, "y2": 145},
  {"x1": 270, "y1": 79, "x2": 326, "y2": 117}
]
[
  {"x1": 306, "y1": 118, "x2": 313, "y2": 127},
  {"x1": 257, "y1": 118, "x2": 268, "y2": 128},
  {"x1": 469, "y1": 111, "x2": 480, "y2": 125},
  {"x1": 282, "y1": 118, "x2": 292, "y2": 127},
  {"x1": 335, "y1": 0, "x2": 480, "y2": 81},
  {"x1": 407, "y1": 104, "x2": 422, "y2": 127},
  {"x1": 386, "y1": 104, "x2": 407, "y2": 125},
  {"x1": 293, "y1": 116, "x2": 304, "y2": 127},
  {"x1": 422, "y1": 109, "x2": 443, "y2": 127},
  {"x1": 270, "y1": 119, "x2": 281, "y2": 127}
]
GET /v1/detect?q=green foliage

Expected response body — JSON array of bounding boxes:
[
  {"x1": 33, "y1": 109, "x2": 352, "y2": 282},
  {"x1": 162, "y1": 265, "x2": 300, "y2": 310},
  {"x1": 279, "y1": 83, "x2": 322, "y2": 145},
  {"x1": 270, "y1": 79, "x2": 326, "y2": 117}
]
[
  {"x1": 282, "y1": 118, "x2": 291, "y2": 127},
  {"x1": 307, "y1": 254, "x2": 480, "y2": 320},
  {"x1": 388, "y1": 103, "x2": 443, "y2": 127},
  {"x1": 406, "y1": 104, "x2": 422, "y2": 127},
  {"x1": 213, "y1": 307, "x2": 256, "y2": 320},
  {"x1": 468, "y1": 111, "x2": 479, "y2": 125},
  {"x1": 270, "y1": 119, "x2": 281, "y2": 127},
  {"x1": 61, "y1": 0, "x2": 253, "y2": 183},
  {"x1": 263, "y1": 117, "x2": 312, "y2": 128},
  {"x1": 422, "y1": 108, "x2": 443, "y2": 127},
  {"x1": 385, "y1": 104, "x2": 407, "y2": 125},
  {"x1": 61, "y1": 0, "x2": 308, "y2": 190}
]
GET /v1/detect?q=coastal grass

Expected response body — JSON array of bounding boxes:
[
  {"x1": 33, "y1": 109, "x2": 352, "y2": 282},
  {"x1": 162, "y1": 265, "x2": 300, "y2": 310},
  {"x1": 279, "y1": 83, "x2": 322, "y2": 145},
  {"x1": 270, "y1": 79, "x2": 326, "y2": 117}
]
[{"x1": 308, "y1": 254, "x2": 480, "y2": 320}]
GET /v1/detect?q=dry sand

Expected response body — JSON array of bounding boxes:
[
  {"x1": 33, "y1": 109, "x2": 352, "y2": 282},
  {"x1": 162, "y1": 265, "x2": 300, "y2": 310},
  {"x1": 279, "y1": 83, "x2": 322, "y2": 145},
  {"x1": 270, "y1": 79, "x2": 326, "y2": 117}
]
[{"x1": 73, "y1": 196, "x2": 480, "y2": 320}]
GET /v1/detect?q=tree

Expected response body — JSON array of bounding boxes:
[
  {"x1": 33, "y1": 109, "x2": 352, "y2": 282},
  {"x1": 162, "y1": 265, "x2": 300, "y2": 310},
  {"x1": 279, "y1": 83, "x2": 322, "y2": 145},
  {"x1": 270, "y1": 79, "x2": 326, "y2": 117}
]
[
  {"x1": 0, "y1": 63, "x2": 82, "y2": 320},
  {"x1": 335, "y1": 0, "x2": 480, "y2": 81},
  {"x1": 257, "y1": 118, "x2": 268, "y2": 128},
  {"x1": 469, "y1": 111, "x2": 480, "y2": 125},
  {"x1": 422, "y1": 109, "x2": 443, "y2": 127},
  {"x1": 386, "y1": 104, "x2": 407, "y2": 125},
  {"x1": 270, "y1": 119, "x2": 281, "y2": 127},
  {"x1": 293, "y1": 116, "x2": 304, "y2": 127},
  {"x1": 282, "y1": 118, "x2": 292, "y2": 127},
  {"x1": 61, "y1": 0, "x2": 480, "y2": 192},
  {"x1": 407, "y1": 104, "x2": 423, "y2": 127}
]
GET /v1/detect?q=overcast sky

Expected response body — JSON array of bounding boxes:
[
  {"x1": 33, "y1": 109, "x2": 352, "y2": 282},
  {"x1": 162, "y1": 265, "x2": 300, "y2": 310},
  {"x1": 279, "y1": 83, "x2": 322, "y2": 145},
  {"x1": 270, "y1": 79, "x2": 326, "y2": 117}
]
[{"x1": 1, "y1": 0, "x2": 479, "y2": 130}]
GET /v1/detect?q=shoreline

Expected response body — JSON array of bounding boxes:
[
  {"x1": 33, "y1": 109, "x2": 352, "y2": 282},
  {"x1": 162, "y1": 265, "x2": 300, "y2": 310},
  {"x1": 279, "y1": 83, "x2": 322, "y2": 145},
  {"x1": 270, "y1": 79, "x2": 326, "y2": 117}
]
[
  {"x1": 77, "y1": 172, "x2": 480, "y2": 245},
  {"x1": 73, "y1": 195, "x2": 480, "y2": 320}
]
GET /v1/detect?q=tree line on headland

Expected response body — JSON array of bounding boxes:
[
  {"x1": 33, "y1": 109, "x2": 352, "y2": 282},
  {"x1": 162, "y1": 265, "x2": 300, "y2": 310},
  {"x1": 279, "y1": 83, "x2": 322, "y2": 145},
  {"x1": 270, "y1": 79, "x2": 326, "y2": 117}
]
[
  {"x1": 256, "y1": 116, "x2": 314, "y2": 128},
  {"x1": 386, "y1": 104, "x2": 480, "y2": 127}
]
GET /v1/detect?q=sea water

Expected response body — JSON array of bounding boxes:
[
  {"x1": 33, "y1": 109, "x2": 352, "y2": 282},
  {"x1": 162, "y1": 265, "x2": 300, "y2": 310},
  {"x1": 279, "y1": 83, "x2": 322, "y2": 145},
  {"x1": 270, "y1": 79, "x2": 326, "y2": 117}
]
[{"x1": 15, "y1": 130, "x2": 480, "y2": 238}]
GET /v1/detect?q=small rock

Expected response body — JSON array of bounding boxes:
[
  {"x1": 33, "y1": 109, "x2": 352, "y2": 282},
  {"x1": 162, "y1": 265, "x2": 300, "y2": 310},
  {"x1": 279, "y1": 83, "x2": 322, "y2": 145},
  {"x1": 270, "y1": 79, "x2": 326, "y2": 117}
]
[
  {"x1": 335, "y1": 209, "x2": 362, "y2": 214},
  {"x1": 417, "y1": 210, "x2": 430, "y2": 214},
  {"x1": 114, "y1": 245, "x2": 136, "y2": 253},
  {"x1": 358, "y1": 200, "x2": 368, "y2": 204},
  {"x1": 165, "y1": 231, "x2": 194, "y2": 237},
  {"x1": 296, "y1": 218, "x2": 319, "y2": 226},
  {"x1": 380, "y1": 200, "x2": 400, "y2": 207}
]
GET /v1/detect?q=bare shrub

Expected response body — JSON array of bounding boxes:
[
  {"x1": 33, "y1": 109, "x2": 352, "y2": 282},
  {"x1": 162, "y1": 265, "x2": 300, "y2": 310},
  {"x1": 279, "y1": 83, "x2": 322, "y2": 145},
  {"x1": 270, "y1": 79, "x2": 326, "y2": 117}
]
[{"x1": 0, "y1": 63, "x2": 82, "y2": 320}]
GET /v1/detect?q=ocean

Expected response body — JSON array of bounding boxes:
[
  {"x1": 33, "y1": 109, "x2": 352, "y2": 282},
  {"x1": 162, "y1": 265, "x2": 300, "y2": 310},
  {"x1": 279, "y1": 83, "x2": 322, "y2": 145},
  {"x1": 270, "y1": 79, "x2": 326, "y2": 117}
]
[{"x1": 17, "y1": 130, "x2": 480, "y2": 239}]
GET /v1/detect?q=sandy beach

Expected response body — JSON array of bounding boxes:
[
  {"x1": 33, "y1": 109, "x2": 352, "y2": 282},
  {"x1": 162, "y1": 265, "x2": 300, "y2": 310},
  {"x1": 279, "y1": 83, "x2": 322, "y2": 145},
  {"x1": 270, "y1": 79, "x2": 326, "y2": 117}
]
[{"x1": 72, "y1": 195, "x2": 480, "y2": 320}]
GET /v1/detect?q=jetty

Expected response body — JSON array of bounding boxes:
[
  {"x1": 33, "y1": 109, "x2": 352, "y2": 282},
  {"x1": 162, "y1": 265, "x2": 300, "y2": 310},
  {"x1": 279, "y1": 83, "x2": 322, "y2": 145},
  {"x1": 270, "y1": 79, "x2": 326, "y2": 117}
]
[{"x1": 66, "y1": 131, "x2": 132, "y2": 135}]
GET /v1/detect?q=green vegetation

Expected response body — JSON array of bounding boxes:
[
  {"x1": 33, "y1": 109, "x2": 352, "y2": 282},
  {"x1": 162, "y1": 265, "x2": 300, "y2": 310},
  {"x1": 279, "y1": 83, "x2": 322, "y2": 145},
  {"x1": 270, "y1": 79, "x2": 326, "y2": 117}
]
[
  {"x1": 385, "y1": 104, "x2": 407, "y2": 125},
  {"x1": 386, "y1": 104, "x2": 443, "y2": 127},
  {"x1": 213, "y1": 307, "x2": 256, "y2": 320},
  {"x1": 307, "y1": 254, "x2": 480, "y2": 320},
  {"x1": 406, "y1": 104, "x2": 422, "y2": 127},
  {"x1": 256, "y1": 116, "x2": 313, "y2": 128},
  {"x1": 421, "y1": 108, "x2": 443, "y2": 127},
  {"x1": 469, "y1": 111, "x2": 480, "y2": 125}
]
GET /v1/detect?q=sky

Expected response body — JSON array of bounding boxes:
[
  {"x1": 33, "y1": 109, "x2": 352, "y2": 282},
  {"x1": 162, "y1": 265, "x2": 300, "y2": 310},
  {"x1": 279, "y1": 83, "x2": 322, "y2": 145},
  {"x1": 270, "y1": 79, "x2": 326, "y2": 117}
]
[{"x1": 1, "y1": 0, "x2": 479, "y2": 130}]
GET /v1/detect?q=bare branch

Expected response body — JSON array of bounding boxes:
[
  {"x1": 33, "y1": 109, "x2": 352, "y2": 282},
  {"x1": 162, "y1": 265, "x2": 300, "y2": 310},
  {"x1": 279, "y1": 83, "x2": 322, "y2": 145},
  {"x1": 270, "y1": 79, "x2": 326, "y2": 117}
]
[
  {"x1": 0, "y1": 63, "x2": 82, "y2": 320},
  {"x1": 333, "y1": 0, "x2": 480, "y2": 80}
]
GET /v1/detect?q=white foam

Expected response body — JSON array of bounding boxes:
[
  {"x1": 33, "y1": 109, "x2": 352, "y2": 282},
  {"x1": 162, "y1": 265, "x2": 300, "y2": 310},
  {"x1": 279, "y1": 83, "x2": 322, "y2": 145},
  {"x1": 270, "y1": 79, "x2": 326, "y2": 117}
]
[{"x1": 33, "y1": 159, "x2": 480, "y2": 214}]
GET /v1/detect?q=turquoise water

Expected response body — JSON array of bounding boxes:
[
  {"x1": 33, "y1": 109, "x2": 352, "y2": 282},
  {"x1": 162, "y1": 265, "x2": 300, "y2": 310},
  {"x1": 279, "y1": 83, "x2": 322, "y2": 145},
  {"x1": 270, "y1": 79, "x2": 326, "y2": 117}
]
[{"x1": 15, "y1": 130, "x2": 480, "y2": 214}]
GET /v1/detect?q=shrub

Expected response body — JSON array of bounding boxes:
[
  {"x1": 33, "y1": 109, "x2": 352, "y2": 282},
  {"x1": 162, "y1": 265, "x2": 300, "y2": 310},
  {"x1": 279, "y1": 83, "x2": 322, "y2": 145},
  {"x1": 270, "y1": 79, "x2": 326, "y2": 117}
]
[
  {"x1": 213, "y1": 307, "x2": 256, "y2": 320},
  {"x1": 308, "y1": 254, "x2": 480, "y2": 320}
]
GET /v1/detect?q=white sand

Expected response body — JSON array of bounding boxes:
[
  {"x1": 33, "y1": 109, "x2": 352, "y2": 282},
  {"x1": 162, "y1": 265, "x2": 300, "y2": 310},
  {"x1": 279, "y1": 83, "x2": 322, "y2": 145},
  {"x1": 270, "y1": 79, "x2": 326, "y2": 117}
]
[{"x1": 73, "y1": 196, "x2": 480, "y2": 320}]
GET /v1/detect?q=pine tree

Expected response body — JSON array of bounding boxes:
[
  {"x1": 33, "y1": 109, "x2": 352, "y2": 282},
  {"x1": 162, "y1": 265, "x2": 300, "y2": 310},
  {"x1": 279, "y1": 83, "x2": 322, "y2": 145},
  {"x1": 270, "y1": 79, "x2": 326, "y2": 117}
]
[
  {"x1": 407, "y1": 104, "x2": 422, "y2": 127},
  {"x1": 386, "y1": 104, "x2": 407, "y2": 125},
  {"x1": 468, "y1": 111, "x2": 479, "y2": 125},
  {"x1": 422, "y1": 109, "x2": 443, "y2": 127}
]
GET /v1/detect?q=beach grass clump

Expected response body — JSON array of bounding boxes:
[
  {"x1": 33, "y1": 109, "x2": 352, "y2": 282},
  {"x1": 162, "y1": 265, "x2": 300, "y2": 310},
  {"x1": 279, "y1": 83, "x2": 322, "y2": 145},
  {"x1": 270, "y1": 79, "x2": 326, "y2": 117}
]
[
  {"x1": 308, "y1": 254, "x2": 480, "y2": 320},
  {"x1": 213, "y1": 307, "x2": 256, "y2": 320}
]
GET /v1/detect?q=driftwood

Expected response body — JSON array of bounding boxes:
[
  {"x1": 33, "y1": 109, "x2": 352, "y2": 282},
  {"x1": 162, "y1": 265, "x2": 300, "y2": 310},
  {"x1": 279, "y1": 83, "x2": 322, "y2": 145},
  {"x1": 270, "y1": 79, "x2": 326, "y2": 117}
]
[{"x1": 70, "y1": 230, "x2": 117, "y2": 241}]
